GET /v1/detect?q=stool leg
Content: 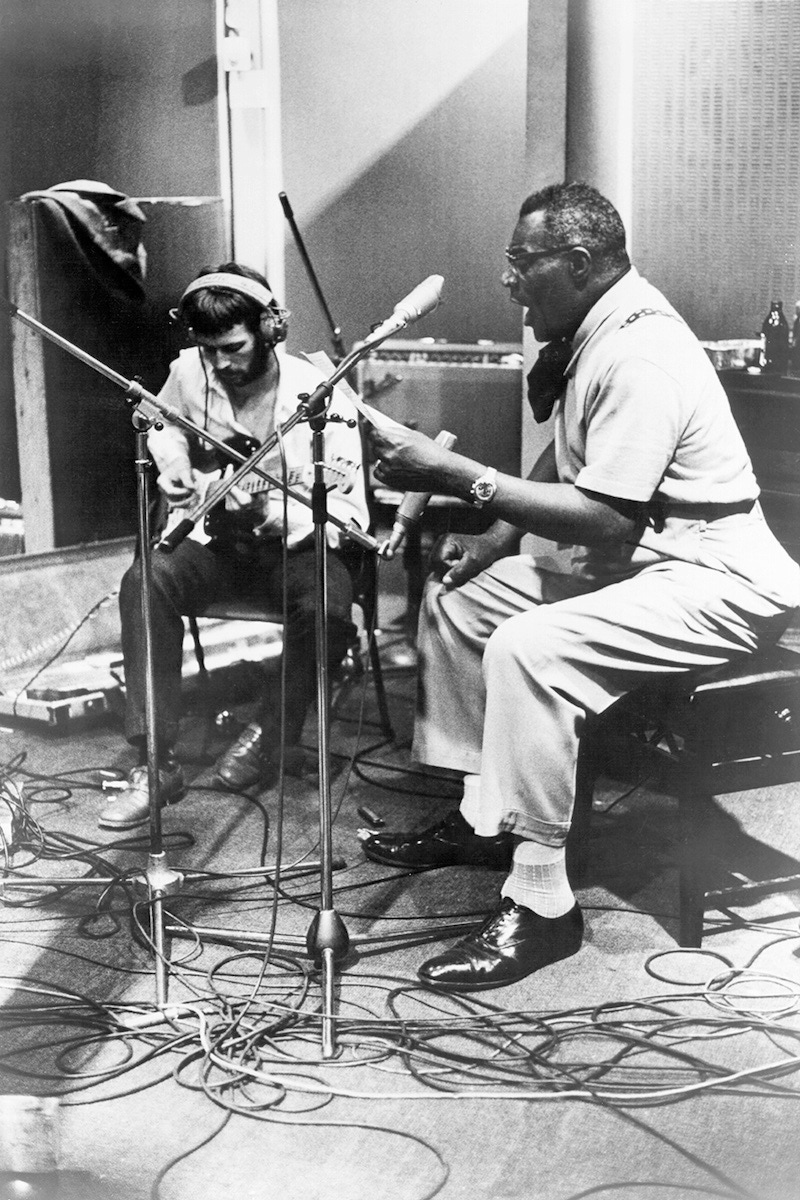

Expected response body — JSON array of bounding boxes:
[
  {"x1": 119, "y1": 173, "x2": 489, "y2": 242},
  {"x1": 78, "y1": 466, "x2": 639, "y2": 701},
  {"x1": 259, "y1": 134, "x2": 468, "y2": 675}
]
[
  {"x1": 355, "y1": 558, "x2": 395, "y2": 742},
  {"x1": 367, "y1": 634, "x2": 394, "y2": 741},
  {"x1": 188, "y1": 615, "x2": 207, "y2": 680},
  {"x1": 567, "y1": 737, "x2": 602, "y2": 885},
  {"x1": 187, "y1": 615, "x2": 219, "y2": 761},
  {"x1": 677, "y1": 783, "x2": 708, "y2": 948}
]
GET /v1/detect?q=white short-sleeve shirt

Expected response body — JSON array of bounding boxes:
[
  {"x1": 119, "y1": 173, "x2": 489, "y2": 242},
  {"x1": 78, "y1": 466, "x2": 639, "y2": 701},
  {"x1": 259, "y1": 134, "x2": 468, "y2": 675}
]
[{"x1": 552, "y1": 268, "x2": 800, "y2": 606}]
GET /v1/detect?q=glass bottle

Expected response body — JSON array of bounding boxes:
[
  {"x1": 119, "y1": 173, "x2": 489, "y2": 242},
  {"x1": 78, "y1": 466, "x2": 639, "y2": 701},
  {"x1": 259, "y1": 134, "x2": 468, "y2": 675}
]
[{"x1": 762, "y1": 300, "x2": 790, "y2": 375}]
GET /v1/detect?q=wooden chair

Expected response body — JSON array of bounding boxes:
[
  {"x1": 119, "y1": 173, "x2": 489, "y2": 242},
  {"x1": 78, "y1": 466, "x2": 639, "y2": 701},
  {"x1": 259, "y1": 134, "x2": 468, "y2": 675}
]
[
  {"x1": 568, "y1": 370, "x2": 800, "y2": 947},
  {"x1": 186, "y1": 545, "x2": 395, "y2": 743}
]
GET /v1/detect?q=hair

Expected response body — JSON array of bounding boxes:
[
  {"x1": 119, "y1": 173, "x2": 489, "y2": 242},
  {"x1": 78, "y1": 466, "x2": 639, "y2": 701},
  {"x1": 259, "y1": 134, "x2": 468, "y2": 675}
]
[
  {"x1": 519, "y1": 182, "x2": 629, "y2": 272},
  {"x1": 178, "y1": 262, "x2": 274, "y2": 337}
]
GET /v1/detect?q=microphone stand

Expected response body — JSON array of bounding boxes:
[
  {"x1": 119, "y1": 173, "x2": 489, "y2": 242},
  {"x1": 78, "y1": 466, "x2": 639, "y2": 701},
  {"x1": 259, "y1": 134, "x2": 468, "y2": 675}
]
[
  {"x1": 2, "y1": 298, "x2": 408, "y2": 1055},
  {"x1": 279, "y1": 190, "x2": 346, "y2": 363},
  {"x1": 132, "y1": 411, "x2": 177, "y2": 1008},
  {"x1": 304, "y1": 398, "x2": 347, "y2": 1056},
  {"x1": 160, "y1": 345, "x2": 392, "y2": 1058}
]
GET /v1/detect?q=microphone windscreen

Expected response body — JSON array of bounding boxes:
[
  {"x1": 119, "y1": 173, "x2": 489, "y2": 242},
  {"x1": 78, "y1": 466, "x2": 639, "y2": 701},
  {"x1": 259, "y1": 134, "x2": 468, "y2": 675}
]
[{"x1": 394, "y1": 275, "x2": 444, "y2": 323}]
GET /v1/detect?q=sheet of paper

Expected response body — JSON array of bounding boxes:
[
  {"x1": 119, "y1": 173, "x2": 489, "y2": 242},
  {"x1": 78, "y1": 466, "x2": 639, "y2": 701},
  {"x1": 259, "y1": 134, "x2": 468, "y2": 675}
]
[{"x1": 303, "y1": 351, "x2": 410, "y2": 433}]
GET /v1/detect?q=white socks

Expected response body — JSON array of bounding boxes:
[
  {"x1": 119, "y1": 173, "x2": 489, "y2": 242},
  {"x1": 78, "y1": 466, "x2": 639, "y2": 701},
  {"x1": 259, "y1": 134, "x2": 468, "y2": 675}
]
[
  {"x1": 460, "y1": 774, "x2": 575, "y2": 918},
  {"x1": 501, "y1": 838, "x2": 575, "y2": 918}
]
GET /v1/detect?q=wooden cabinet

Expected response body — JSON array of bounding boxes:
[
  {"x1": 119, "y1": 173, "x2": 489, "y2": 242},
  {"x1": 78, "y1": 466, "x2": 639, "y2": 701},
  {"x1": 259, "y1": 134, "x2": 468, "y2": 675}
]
[{"x1": 719, "y1": 370, "x2": 800, "y2": 564}]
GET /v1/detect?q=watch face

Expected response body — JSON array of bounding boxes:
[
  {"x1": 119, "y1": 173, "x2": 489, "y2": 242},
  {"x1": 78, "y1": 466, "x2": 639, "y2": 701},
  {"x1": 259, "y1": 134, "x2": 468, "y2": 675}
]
[
  {"x1": 471, "y1": 477, "x2": 497, "y2": 505},
  {"x1": 470, "y1": 469, "x2": 497, "y2": 506}
]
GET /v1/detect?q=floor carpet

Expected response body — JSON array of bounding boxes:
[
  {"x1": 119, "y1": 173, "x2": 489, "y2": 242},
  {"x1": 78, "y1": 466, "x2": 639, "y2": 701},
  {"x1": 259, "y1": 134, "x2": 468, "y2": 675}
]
[{"x1": 0, "y1": 628, "x2": 799, "y2": 1200}]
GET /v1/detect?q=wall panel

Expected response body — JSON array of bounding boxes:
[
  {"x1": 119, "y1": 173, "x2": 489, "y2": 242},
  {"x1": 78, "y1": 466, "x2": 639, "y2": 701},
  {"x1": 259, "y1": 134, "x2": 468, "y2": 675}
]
[
  {"x1": 278, "y1": 0, "x2": 529, "y2": 355},
  {"x1": 631, "y1": 0, "x2": 800, "y2": 340}
]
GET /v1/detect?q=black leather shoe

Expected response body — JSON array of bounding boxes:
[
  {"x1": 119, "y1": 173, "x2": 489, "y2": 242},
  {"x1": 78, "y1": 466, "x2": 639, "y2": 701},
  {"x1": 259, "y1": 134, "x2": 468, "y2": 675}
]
[
  {"x1": 362, "y1": 809, "x2": 513, "y2": 869},
  {"x1": 213, "y1": 722, "x2": 269, "y2": 791},
  {"x1": 213, "y1": 723, "x2": 319, "y2": 790},
  {"x1": 418, "y1": 898, "x2": 584, "y2": 992}
]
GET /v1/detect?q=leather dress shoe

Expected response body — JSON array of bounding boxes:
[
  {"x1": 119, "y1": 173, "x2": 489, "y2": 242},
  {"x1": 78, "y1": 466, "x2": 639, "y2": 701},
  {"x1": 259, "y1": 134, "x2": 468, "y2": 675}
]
[
  {"x1": 213, "y1": 721, "x2": 268, "y2": 791},
  {"x1": 418, "y1": 897, "x2": 584, "y2": 992},
  {"x1": 213, "y1": 723, "x2": 319, "y2": 791},
  {"x1": 362, "y1": 808, "x2": 513, "y2": 869},
  {"x1": 98, "y1": 759, "x2": 186, "y2": 831}
]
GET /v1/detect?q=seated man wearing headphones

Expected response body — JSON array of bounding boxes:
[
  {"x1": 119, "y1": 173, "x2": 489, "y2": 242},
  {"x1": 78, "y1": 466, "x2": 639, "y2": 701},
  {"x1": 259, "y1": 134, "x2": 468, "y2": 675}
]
[{"x1": 101, "y1": 263, "x2": 370, "y2": 830}]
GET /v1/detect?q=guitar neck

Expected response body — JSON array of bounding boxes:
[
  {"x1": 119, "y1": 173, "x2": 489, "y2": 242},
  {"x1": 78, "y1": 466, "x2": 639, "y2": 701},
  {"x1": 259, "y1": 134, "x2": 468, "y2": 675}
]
[
  {"x1": 237, "y1": 465, "x2": 302, "y2": 495},
  {"x1": 204, "y1": 458, "x2": 355, "y2": 506}
]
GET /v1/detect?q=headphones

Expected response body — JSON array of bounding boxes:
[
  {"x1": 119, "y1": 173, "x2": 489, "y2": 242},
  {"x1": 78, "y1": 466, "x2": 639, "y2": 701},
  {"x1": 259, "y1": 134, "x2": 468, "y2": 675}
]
[{"x1": 171, "y1": 272, "x2": 289, "y2": 345}]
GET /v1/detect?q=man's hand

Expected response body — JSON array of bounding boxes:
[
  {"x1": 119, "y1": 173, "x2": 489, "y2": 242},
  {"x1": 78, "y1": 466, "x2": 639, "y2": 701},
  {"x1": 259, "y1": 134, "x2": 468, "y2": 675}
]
[
  {"x1": 430, "y1": 532, "x2": 508, "y2": 590},
  {"x1": 157, "y1": 463, "x2": 198, "y2": 507},
  {"x1": 223, "y1": 483, "x2": 255, "y2": 512},
  {"x1": 211, "y1": 464, "x2": 254, "y2": 512},
  {"x1": 370, "y1": 425, "x2": 454, "y2": 493}
]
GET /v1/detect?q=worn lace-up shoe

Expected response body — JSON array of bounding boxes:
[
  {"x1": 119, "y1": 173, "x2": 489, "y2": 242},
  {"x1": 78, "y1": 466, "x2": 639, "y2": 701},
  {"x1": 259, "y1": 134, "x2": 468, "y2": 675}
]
[
  {"x1": 98, "y1": 759, "x2": 186, "y2": 831},
  {"x1": 362, "y1": 808, "x2": 513, "y2": 869},
  {"x1": 417, "y1": 897, "x2": 583, "y2": 992},
  {"x1": 213, "y1": 723, "x2": 320, "y2": 790},
  {"x1": 213, "y1": 721, "x2": 267, "y2": 791}
]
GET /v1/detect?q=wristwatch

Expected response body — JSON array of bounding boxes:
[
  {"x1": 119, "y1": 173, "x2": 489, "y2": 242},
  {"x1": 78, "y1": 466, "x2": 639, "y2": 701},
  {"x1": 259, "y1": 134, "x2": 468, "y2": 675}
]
[{"x1": 469, "y1": 466, "x2": 498, "y2": 508}]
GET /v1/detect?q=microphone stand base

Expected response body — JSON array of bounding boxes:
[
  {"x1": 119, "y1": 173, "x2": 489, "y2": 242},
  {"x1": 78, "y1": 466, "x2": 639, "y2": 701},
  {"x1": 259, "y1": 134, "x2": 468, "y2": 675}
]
[{"x1": 306, "y1": 907, "x2": 350, "y2": 965}]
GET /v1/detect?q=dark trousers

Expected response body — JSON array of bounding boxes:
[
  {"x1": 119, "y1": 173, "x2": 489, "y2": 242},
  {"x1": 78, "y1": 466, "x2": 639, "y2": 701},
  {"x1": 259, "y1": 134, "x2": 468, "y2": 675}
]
[{"x1": 119, "y1": 536, "x2": 356, "y2": 753}]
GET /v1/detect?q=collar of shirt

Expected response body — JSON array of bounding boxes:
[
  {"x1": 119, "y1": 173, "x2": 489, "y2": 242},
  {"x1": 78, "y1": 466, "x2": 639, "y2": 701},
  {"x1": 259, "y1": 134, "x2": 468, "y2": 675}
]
[
  {"x1": 565, "y1": 265, "x2": 644, "y2": 377},
  {"x1": 201, "y1": 347, "x2": 283, "y2": 416}
]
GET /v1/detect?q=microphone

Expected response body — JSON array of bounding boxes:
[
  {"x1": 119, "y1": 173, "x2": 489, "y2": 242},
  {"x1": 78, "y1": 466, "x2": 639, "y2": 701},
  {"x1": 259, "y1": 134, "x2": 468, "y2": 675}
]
[
  {"x1": 378, "y1": 430, "x2": 457, "y2": 559},
  {"x1": 364, "y1": 275, "x2": 444, "y2": 345}
]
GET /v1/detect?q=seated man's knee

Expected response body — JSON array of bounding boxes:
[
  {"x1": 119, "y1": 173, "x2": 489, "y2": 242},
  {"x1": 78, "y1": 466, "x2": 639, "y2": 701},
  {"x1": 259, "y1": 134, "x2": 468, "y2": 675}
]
[
  {"x1": 121, "y1": 553, "x2": 187, "y2": 617},
  {"x1": 484, "y1": 609, "x2": 556, "y2": 674},
  {"x1": 419, "y1": 574, "x2": 481, "y2": 629}
]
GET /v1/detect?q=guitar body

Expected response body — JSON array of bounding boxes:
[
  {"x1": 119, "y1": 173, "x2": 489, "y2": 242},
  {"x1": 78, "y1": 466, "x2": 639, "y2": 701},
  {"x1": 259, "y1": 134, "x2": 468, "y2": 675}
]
[
  {"x1": 159, "y1": 430, "x2": 359, "y2": 555},
  {"x1": 200, "y1": 432, "x2": 265, "y2": 556}
]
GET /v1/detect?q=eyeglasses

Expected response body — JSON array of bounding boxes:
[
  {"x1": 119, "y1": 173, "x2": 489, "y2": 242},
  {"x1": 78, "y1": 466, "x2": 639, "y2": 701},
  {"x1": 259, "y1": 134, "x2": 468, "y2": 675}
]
[{"x1": 503, "y1": 245, "x2": 580, "y2": 273}]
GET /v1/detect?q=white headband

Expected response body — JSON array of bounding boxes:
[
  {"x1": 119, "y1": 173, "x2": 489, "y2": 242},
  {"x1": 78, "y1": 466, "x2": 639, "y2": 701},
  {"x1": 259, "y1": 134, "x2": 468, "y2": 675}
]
[{"x1": 179, "y1": 272, "x2": 276, "y2": 310}]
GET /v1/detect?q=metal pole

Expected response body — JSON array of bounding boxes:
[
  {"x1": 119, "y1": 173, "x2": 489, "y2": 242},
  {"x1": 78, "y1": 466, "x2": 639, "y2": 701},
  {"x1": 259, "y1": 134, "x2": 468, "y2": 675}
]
[{"x1": 304, "y1": 416, "x2": 349, "y2": 1058}]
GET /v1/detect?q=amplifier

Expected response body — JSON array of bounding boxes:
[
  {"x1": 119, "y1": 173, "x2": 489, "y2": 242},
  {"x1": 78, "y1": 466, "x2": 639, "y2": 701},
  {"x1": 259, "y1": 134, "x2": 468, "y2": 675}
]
[{"x1": 356, "y1": 339, "x2": 523, "y2": 476}]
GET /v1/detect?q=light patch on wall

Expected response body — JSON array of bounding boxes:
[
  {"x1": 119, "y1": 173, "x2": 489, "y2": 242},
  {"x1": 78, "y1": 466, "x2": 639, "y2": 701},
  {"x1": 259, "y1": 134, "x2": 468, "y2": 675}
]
[{"x1": 279, "y1": 0, "x2": 527, "y2": 223}]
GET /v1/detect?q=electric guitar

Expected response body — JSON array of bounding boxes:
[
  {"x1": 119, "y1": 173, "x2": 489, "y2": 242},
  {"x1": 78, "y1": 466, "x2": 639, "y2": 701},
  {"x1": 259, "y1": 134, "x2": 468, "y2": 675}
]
[{"x1": 160, "y1": 432, "x2": 360, "y2": 554}]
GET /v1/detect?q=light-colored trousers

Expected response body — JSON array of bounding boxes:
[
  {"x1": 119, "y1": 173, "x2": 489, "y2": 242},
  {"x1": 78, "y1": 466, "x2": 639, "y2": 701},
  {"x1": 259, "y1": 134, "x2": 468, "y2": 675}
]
[{"x1": 412, "y1": 553, "x2": 794, "y2": 847}]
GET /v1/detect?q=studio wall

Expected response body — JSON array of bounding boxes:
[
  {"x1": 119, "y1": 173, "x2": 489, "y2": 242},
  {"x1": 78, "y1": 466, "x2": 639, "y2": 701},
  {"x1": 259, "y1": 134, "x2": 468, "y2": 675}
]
[
  {"x1": 630, "y1": 0, "x2": 800, "y2": 341},
  {"x1": 277, "y1": 0, "x2": 529, "y2": 356}
]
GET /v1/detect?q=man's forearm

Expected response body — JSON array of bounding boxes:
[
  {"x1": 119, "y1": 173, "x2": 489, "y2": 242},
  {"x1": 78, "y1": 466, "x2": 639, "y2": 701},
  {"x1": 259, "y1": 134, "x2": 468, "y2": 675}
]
[{"x1": 434, "y1": 452, "x2": 636, "y2": 546}]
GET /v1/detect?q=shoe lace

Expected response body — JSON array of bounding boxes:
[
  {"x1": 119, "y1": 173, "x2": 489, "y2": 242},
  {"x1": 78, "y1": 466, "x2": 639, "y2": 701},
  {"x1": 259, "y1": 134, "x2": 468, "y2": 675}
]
[
  {"x1": 475, "y1": 896, "x2": 517, "y2": 939},
  {"x1": 421, "y1": 810, "x2": 464, "y2": 838}
]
